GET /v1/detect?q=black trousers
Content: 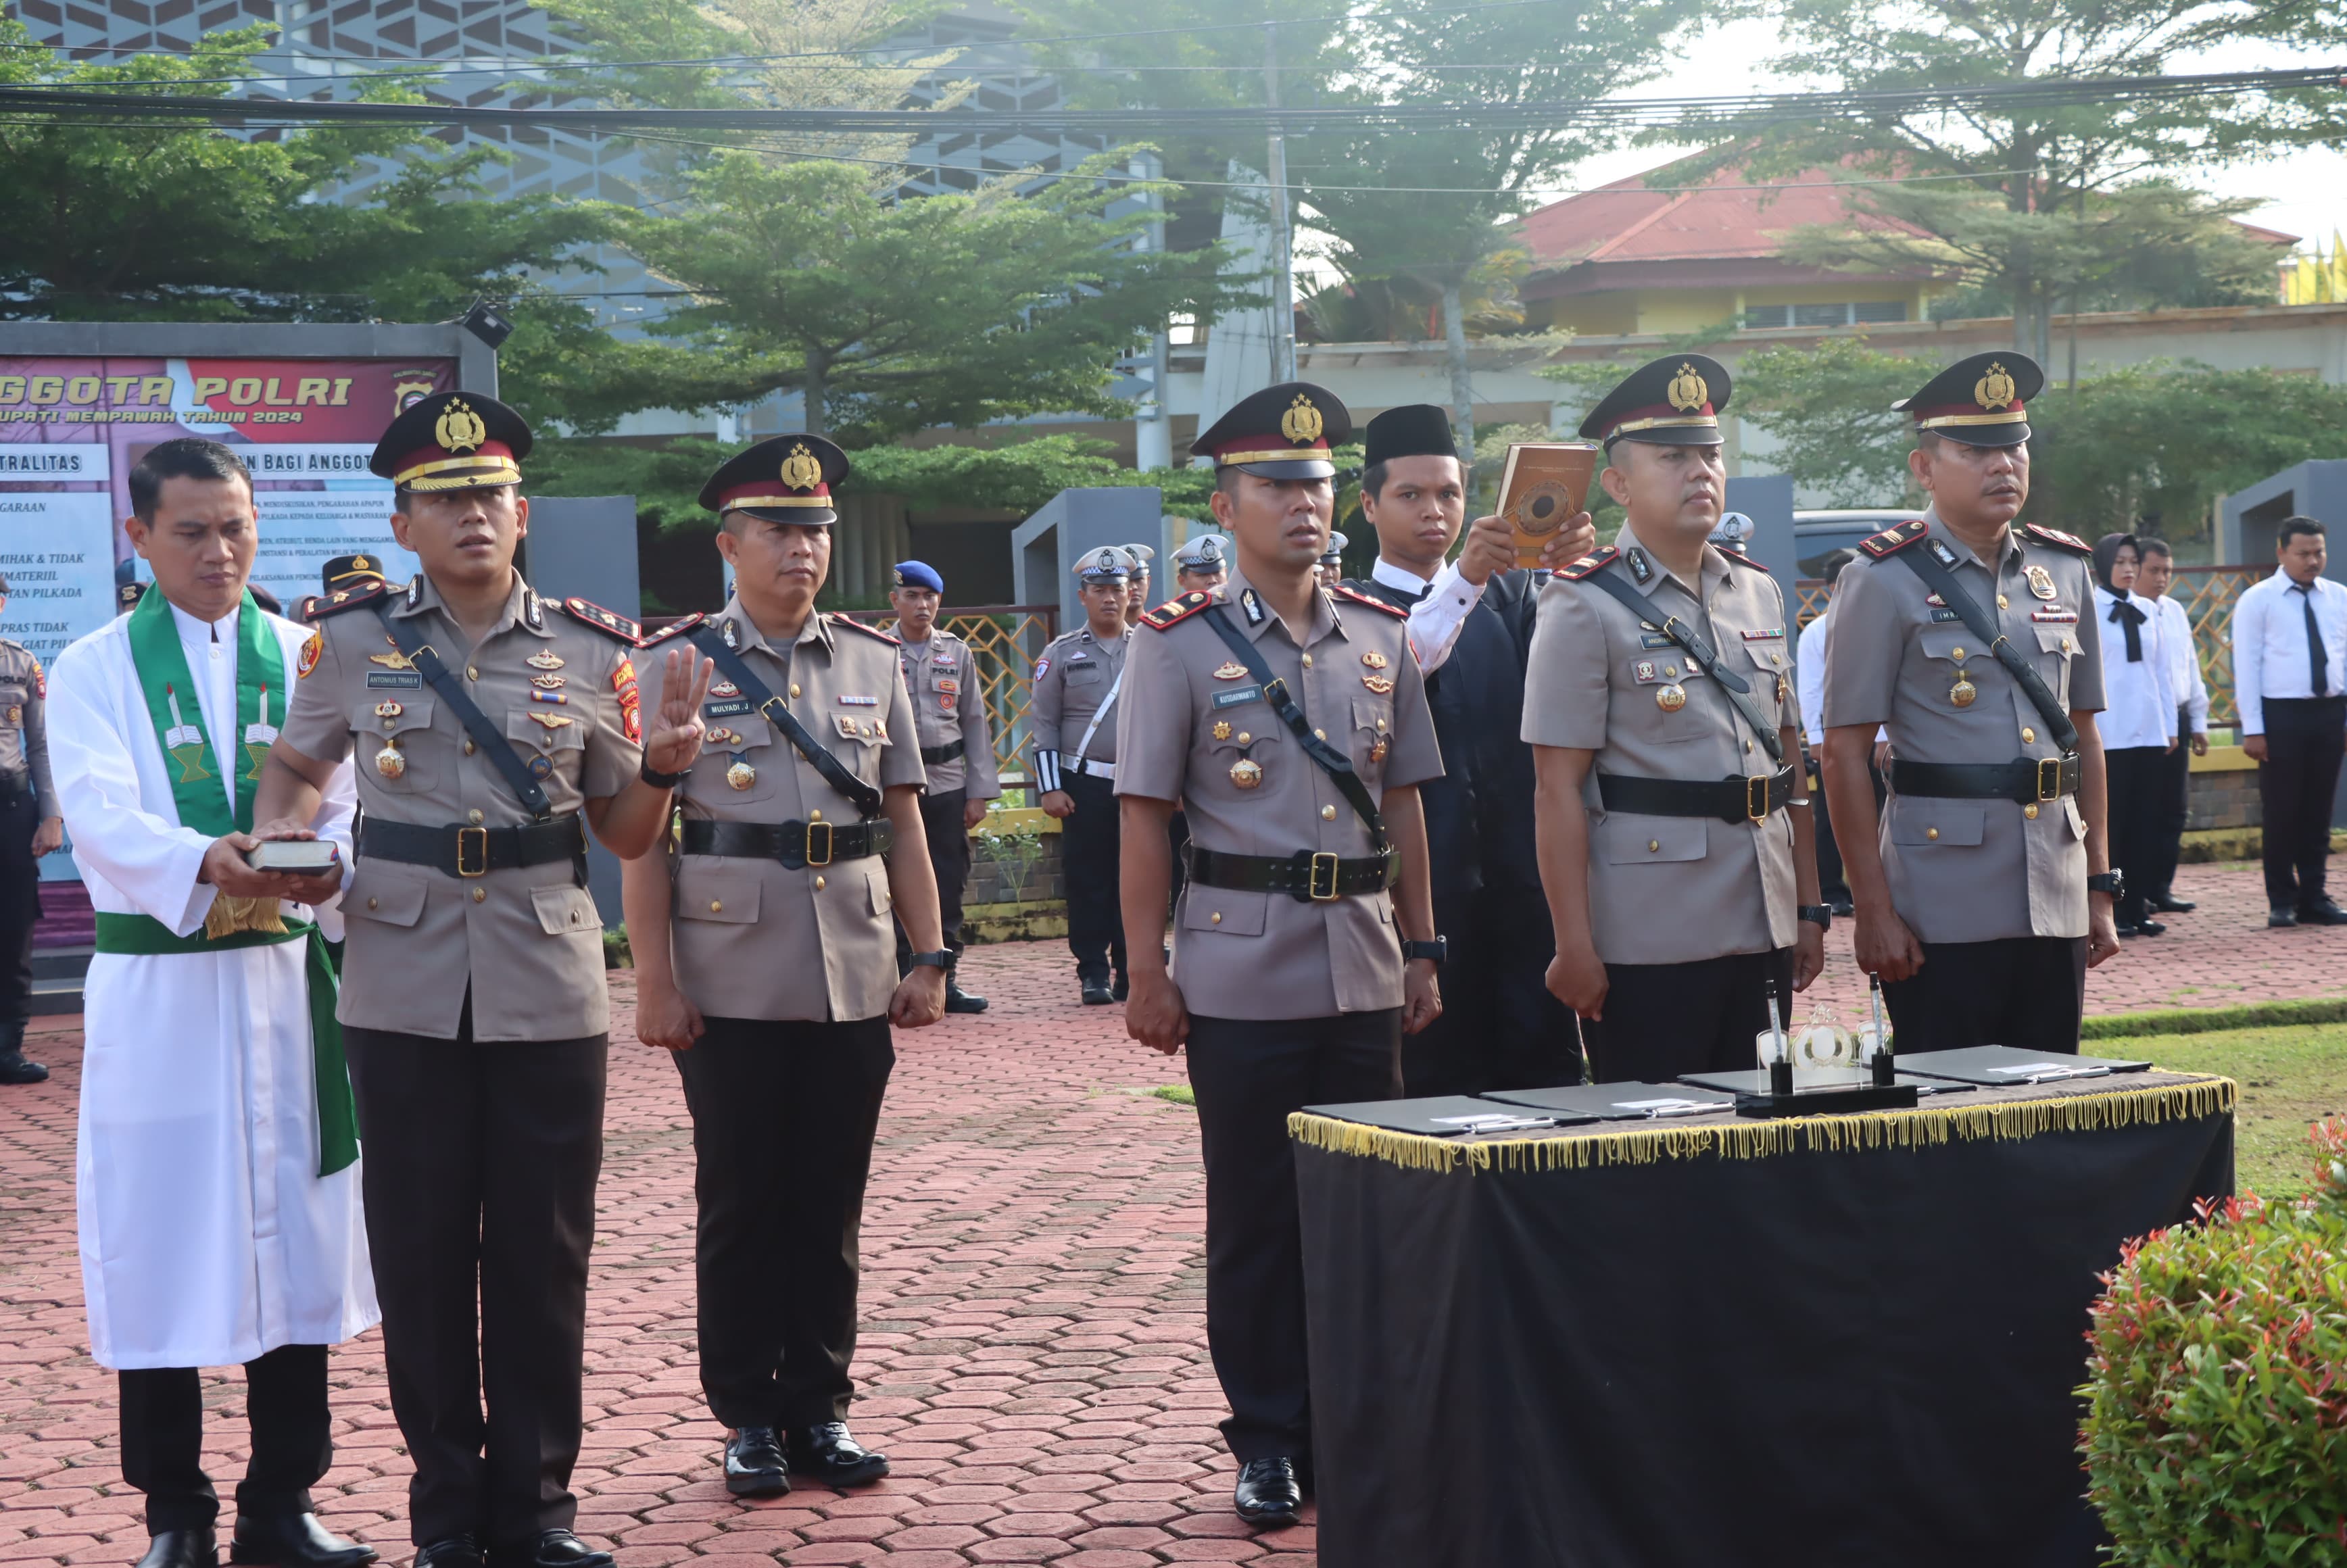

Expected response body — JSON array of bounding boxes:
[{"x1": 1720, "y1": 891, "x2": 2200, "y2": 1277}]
[
  {"x1": 0, "y1": 783, "x2": 43, "y2": 1030},
  {"x1": 2146, "y1": 712, "x2": 2194, "y2": 900},
  {"x1": 2104, "y1": 744, "x2": 2171, "y2": 927},
  {"x1": 1401, "y1": 883, "x2": 1582, "y2": 1096},
  {"x1": 1061, "y1": 770, "x2": 1125, "y2": 982},
  {"x1": 344, "y1": 1020, "x2": 608, "y2": 1548},
  {"x1": 1186, "y1": 1010, "x2": 1400, "y2": 1463},
  {"x1": 1583, "y1": 948, "x2": 1794, "y2": 1084},
  {"x1": 670, "y1": 1016, "x2": 895, "y2": 1431},
  {"x1": 2258, "y1": 696, "x2": 2347, "y2": 910},
  {"x1": 1882, "y1": 937, "x2": 2087, "y2": 1053},
  {"x1": 1808, "y1": 754, "x2": 1849, "y2": 903},
  {"x1": 118, "y1": 1344, "x2": 333, "y2": 1533},
  {"x1": 894, "y1": 787, "x2": 971, "y2": 965}
]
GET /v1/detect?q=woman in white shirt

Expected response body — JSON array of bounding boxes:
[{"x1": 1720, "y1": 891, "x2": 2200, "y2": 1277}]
[{"x1": 2091, "y1": 533, "x2": 2178, "y2": 936}]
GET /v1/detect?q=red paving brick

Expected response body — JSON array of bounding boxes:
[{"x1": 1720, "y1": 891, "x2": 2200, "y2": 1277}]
[{"x1": 1, "y1": 859, "x2": 2338, "y2": 1567}]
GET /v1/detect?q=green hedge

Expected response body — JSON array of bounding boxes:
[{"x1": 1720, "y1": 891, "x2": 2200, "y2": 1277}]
[{"x1": 2081, "y1": 997, "x2": 2347, "y2": 1040}]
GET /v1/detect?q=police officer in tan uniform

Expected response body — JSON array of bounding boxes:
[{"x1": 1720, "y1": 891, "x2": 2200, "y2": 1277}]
[
  {"x1": 1117, "y1": 382, "x2": 1444, "y2": 1529},
  {"x1": 0, "y1": 583, "x2": 59, "y2": 1085},
  {"x1": 1823, "y1": 351, "x2": 2121, "y2": 1050},
  {"x1": 1524, "y1": 356, "x2": 1826, "y2": 1079},
  {"x1": 1121, "y1": 542, "x2": 1155, "y2": 629},
  {"x1": 621, "y1": 434, "x2": 946, "y2": 1500},
  {"x1": 1173, "y1": 534, "x2": 1229, "y2": 596},
  {"x1": 886, "y1": 559, "x2": 998, "y2": 1012},
  {"x1": 255, "y1": 391, "x2": 712, "y2": 1568},
  {"x1": 1032, "y1": 550, "x2": 1134, "y2": 1004}
]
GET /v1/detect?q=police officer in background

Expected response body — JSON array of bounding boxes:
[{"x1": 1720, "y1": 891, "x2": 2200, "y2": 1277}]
[
  {"x1": 1524, "y1": 358, "x2": 1826, "y2": 1079},
  {"x1": 1118, "y1": 382, "x2": 1444, "y2": 1527},
  {"x1": 1315, "y1": 531, "x2": 1348, "y2": 591},
  {"x1": 256, "y1": 392, "x2": 710, "y2": 1568},
  {"x1": 0, "y1": 575, "x2": 58, "y2": 1085},
  {"x1": 1823, "y1": 352, "x2": 2121, "y2": 1050},
  {"x1": 887, "y1": 560, "x2": 998, "y2": 1013},
  {"x1": 1174, "y1": 534, "x2": 1230, "y2": 597},
  {"x1": 1122, "y1": 543, "x2": 1156, "y2": 629},
  {"x1": 1032, "y1": 550, "x2": 1134, "y2": 1004},
  {"x1": 624, "y1": 435, "x2": 946, "y2": 1500},
  {"x1": 1349, "y1": 406, "x2": 1587, "y2": 1094}
]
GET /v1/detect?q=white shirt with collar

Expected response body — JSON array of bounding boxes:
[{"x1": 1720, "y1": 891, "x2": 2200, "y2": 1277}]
[
  {"x1": 1370, "y1": 556, "x2": 1483, "y2": 676},
  {"x1": 2231, "y1": 570, "x2": 2347, "y2": 735},
  {"x1": 1795, "y1": 607, "x2": 1831, "y2": 748},
  {"x1": 2147, "y1": 592, "x2": 2208, "y2": 735},
  {"x1": 2093, "y1": 585, "x2": 2177, "y2": 750}
]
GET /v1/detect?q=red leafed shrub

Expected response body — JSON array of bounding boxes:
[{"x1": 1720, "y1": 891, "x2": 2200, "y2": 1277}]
[{"x1": 2078, "y1": 1119, "x2": 2347, "y2": 1563}]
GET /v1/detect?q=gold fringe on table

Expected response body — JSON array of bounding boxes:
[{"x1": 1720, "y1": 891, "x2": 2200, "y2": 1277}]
[
  {"x1": 205, "y1": 894, "x2": 287, "y2": 940},
  {"x1": 1288, "y1": 1077, "x2": 2236, "y2": 1177}
]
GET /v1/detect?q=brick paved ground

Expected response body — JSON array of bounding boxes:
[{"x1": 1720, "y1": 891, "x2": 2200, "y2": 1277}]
[{"x1": 3, "y1": 859, "x2": 2342, "y2": 1568}]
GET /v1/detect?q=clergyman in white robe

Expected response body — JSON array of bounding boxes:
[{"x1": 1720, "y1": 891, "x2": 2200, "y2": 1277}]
[{"x1": 51, "y1": 591, "x2": 379, "y2": 1552}]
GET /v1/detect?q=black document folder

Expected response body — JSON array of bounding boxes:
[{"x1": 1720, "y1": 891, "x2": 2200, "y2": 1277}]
[
  {"x1": 1301, "y1": 1094, "x2": 1593, "y2": 1136},
  {"x1": 1678, "y1": 1067, "x2": 1975, "y2": 1097},
  {"x1": 1889, "y1": 1045, "x2": 2152, "y2": 1085},
  {"x1": 1480, "y1": 1083, "x2": 1737, "y2": 1121}
]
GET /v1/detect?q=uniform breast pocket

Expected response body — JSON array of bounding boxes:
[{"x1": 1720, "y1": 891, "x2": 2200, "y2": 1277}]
[
  {"x1": 696, "y1": 718, "x2": 781, "y2": 805},
  {"x1": 1351, "y1": 696, "x2": 1394, "y2": 781},
  {"x1": 676, "y1": 858, "x2": 762, "y2": 925},
  {"x1": 1742, "y1": 637, "x2": 1792, "y2": 722},
  {"x1": 506, "y1": 709, "x2": 585, "y2": 787},
  {"x1": 1622, "y1": 658, "x2": 1703, "y2": 745},
  {"x1": 2033, "y1": 622, "x2": 2079, "y2": 706},
  {"x1": 352, "y1": 697, "x2": 439, "y2": 793},
  {"x1": 0, "y1": 682, "x2": 26, "y2": 726},
  {"x1": 530, "y1": 884, "x2": 601, "y2": 939},
  {"x1": 828, "y1": 710, "x2": 894, "y2": 785},
  {"x1": 1205, "y1": 719, "x2": 1276, "y2": 798}
]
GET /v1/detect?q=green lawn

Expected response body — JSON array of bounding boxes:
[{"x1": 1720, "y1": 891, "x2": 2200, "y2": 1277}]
[{"x1": 2127, "y1": 1023, "x2": 2347, "y2": 1198}]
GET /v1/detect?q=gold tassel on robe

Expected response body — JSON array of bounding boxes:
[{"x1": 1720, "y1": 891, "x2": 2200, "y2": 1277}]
[{"x1": 205, "y1": 894, "x2": 287, "y2": 940}]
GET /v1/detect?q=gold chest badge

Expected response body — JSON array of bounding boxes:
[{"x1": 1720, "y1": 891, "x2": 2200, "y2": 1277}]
[
  {"x1": 1362, "y1": 675, "x2": 1395, "y2": 695},
  {"x1": 1211, "y1": 660, "x2": 1249, "y2": 681},
  {"x1": 2025, "y1": 565, "x2": 2058, "y2": 602},
  {"x1": 375, "y1": 738, "x2": 406, "y2": 779},
  {"x1": 1211, "y1": 720, "x2": 1232, "y2": 741},
  {"x1": 1361, "y1": 652, "x2": 1388, "y2": 670},
  {"x1": 1656, "y1": 684, "x2": 1688, "y2": 712},
  {"x1": 1229, "y1": 756, "x2": 1264, "y2": 790},
  {"x1": 527, "y1": 650, "x2": 566, "y2": 671},
  {"x1": 726, "y1": 758, "x2": 757, "y2": 791}
]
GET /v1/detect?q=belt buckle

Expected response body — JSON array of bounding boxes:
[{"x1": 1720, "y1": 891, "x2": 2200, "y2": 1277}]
[
  {"x1": 1746, "y1": 775, "x2": 1769, "y2": 823},
  {"x1": 456, "y1": 826, "x2": 489, "y2": 878},
  {"x1": 2037, "y1": 756, "x2": 2063, "y2": 802},
  {"x1": 1307, "y1": 851, "x2": 1341, "y2": 902},
  {"x1": 805, "y1": 820, "x2": 834, "y2": 868}
]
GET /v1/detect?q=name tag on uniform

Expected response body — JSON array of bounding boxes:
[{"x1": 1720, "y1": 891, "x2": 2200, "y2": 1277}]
[
  {"x1": 1639, "y1": 633, "x2": 1674, "y2": 650},
  {"x1": 1211, "y1": 685, "x2": 1263, "y2": 709},
  {"x1": 366, "y1": 671, "x2": 422, "y2": 689},
  {"x1": 1930, "y1": 608, "x2": 1964, "y2": 622},
  {"x1": 2031, "y1": 610, "x2": 2078, "y2": 623},
  {"x1": 704, "y1": 698, "x2": 755, "y2": 718},
  {"x1": 837, "y1": 693, "x2": 879, "y2": 707}
]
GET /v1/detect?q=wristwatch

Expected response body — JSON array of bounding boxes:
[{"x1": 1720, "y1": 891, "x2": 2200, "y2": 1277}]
[
  {"x1": 1797, "y1": 904, "x2": 1833, "y2": 932},
  {"x1": 1401, "y1": 937, "x2": 1447, "y2": 966},
  {"x1": 905, "y1": 950, "x2": 952, "y2": 971},
  {"x1": 2087, "y1": 871, "x2": 2125, "y2": 900},
  {"x1": 639, "y1": 757, "x2": 690, "y2": 789}
]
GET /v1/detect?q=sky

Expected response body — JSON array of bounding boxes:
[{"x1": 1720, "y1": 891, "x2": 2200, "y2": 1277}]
[{"x1": 1563, "y1": 16, "x2": 2346, "y2": 253}]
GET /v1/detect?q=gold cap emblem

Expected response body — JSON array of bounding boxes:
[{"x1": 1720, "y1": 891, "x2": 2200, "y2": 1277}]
[
  {"x1": 1280, "y1": 395, "x2": 1324, "y2": 445},
  {"x1": 1975, "y1": 362, "x2": 2018, "y2": 410},
  {"x1": 352, "y1": 555, "x2": 370, "y2": 570},
  {"x1": 1666, "y1": 363, "x2": 1710, "y2": 413},
  {"x1": 435, "y1": 398, "x2": 487, "y2": 454},
  {"x1": 779, "y1": 442, "x2": 825, "y2": 491}
]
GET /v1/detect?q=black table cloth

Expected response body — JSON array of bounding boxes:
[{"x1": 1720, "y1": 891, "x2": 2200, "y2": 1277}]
[{"x1": 1292, "y1": 1073, "x2": 2235, "y2": 1568}]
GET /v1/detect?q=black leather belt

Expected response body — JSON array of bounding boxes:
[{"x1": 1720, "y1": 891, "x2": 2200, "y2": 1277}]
[
  {"x1": 359, "y1": 813, "x2": 586, "y2": 879},
  {"x1": 680, "y1": 817, "x2": 892, "y2": 870},
  {"x1": 1597, "y1": 766, "x2": 1799, "y2": 825},
  {"x1": 1185, "y1": 844, "x2": 1399, "y2": 903},
  {"x1": 920, "y1": 739, "x2": 965, "y2": 766},
  {"x1": 1892, "y1": 752, "x2": 2080, "y2": 806}
]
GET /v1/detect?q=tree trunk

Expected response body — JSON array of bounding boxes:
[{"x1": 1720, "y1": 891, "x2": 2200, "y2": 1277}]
[
  {"x1": 802, "y1": 353, "x2": 828, "y2": 437},
  {"x1": 1441, "y1": 277, "x2": 1474, "y2": 460}
]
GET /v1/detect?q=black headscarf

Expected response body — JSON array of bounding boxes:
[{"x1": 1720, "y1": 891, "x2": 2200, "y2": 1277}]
[{"x1": 2094, "y1": 532, "x2": 2144, "y2": 661}]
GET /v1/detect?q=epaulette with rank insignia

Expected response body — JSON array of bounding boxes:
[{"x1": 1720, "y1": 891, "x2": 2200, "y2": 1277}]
[
  {"x1": 557, "y1": 596, "x2": 642, "y2": 642},
  {"x1": 636, "y1": 613, "x2": 706, "y2": 650},
  {"x1": 302, "y1": 579, "x2": 391, "y2": 618},
  {"x1": 1714, "y1": 546, "x2": 1769, "y2": 571},
  {"x1": 1330, "y1": 583, "x2": 1407, "y2": 620},
  {"x1": 830, "y1": 613, "x2": 901, "y2": 647},
  {"x1": 1553, "y1": 545, "x2": 1620, "y2": 582},
  {"x1": 1140, "y1": 590, "x2": 1213, "y2": 631},
  {"x1": 2022, "y1": 522, "x2": 2091, "y2": 554},
  {"x1": 1856, "y1": 518, "x2": 1931, "y2": 560}
]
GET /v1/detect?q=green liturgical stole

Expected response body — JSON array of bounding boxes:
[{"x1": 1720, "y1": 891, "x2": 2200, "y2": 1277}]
[{"x1": 105, "y1": 589, "x2": 358, "y2": 1176}]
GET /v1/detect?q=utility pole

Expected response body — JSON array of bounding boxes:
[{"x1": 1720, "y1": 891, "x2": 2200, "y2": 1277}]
[{"x1": 1263, "y1": 20, "x2": 1297, "y2": 384}]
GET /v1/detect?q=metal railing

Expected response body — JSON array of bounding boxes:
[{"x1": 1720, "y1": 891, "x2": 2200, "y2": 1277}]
[{"x1": 1794, "y1": 564, "x2": 2270, "y2": 729}]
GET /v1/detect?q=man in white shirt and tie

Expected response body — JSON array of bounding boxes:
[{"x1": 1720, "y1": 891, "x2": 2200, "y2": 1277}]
[
  {"x1": 2137, "y1": 540, "x2": 2208, "y2": 914},
  {"x1": 2230, "y1": 515, "x2": 2347, "y2": 927},
  {"x1": 2090, "y1": 534, "x2": 2177, "y2": 936},
  {"x1": 1796, "y1": 550, "x2": 1860, "y2": 914}
]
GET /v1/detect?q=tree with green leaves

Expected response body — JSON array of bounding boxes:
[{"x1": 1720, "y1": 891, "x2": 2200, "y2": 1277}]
[
  {"x1": 616, "y1": 151, "x2": 1242, "y2": 441},
  {"x1": 1712, "y1": 0, "x2": 2336, "y2": 360}
]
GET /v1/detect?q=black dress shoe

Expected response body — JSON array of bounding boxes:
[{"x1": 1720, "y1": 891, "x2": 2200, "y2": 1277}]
[
  {"x1": 1233, "y1": 1458, "x2": 1303, "y2": 1527},
  {"x1": 489, "y1": 1532, "x2": 610, "y2": 1568},
  {"x1": 1080, "y1": 979, "x2": 1114, "y2": 1005},
  {"x1": 2121, "y1": 918, "x2": 2165, "y2": 938},
  {"x1": 2271, "y1": 905, "x2": 2300, "y2": 929},
  {"x1": 230, "y1": 1514, "x2": 376, "y2": 1568},
  {"x1": 411, "y1": 1541, "x2": 482, "y2": 1568},
  {"x1": 944, "y1": 983, "x2": 989, "y2": 1014},
  {"x1": 2152, "y1": 892, "x2": 2196, "y2": 913},
  {"x1": 724, "y1": 1427, "x2": 790, "y2": 1497},
  {"x1": 0, "y1": 1048, "x2": 47, "y2": 1083},
  {"x1": 1111, "y1": 972, "x2": 1130, "y2": 1002},
  {"x1": 783, "y1": 1422, "x2": 888, "y2": 1488},
  {"x1": 1828, "y1": 898, "x2": 1855, "y2": 918},
  {"x1": 136, "y1": 1529, "x2": 218, "y2": 1568},
  {"x1": 2301, "y1": 899, "x2": 2347, "y2": 926}
]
